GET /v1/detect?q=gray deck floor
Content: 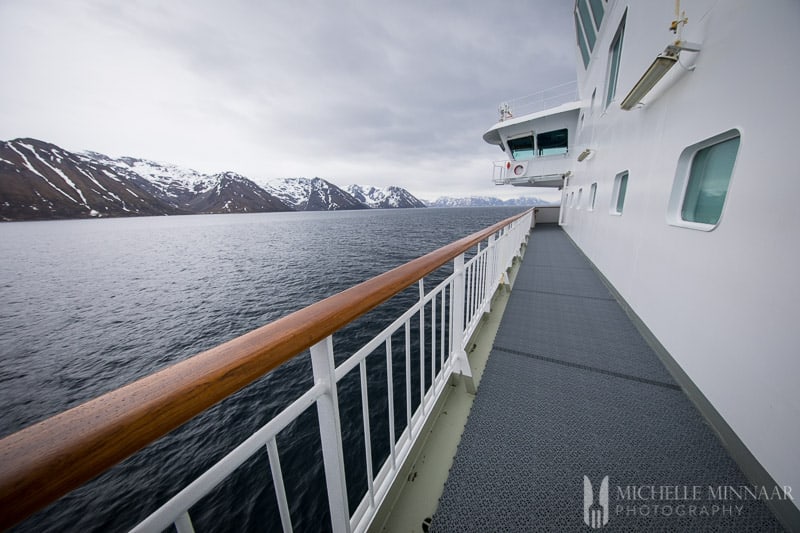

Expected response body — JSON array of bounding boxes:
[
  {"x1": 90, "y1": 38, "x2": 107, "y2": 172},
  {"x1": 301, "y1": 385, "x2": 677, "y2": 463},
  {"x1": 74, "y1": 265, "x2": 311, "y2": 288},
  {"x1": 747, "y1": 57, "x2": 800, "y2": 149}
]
[{"x1": 431, "y1": 224, "x2": 783, "y2": 532}]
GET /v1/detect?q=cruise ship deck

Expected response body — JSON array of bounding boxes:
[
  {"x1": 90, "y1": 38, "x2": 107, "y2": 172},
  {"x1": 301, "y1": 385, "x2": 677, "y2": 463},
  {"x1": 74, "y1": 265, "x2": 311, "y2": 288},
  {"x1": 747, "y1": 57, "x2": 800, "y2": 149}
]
[{"x1": 430, "y1": 224, "x2": 784, "y2": 531}]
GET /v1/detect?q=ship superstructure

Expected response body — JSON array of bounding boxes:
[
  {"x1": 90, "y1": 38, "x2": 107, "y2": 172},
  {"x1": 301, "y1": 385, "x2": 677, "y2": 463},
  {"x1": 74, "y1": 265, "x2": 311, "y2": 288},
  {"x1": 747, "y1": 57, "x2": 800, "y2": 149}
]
[{"x1": 483, "y1": 0, "x2": 800, "y2": 527}]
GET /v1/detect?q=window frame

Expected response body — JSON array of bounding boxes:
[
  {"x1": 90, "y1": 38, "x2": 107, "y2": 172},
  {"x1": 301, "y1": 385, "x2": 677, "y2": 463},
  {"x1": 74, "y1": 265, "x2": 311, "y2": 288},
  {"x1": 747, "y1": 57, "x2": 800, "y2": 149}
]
[
  {"x1": 576, "y1": 0, "x2": 597, "y2": 52},
  {"x1": 589, "y1": 182, "x2": 598, "y2": 211},
  {"x1": 574, "y1": 12, "x2": 591, "y2": 68},
  {"x1": 605, "y1": 12, "x2": 626, "y2": 109},
  {"x1": 610, "y1": 170, "x2": 628, "y2": 215},
  {"x1": 505, "y1": 129, "x2": 569, "y2": 160},
  {"x1": 536, "y1": 128, "x2": 569, "y2": 156},
  {"x1": 667, "y1": 129, "x2": 741, "y2": 231},
  {"x1": 505, "y1": 133, "x2": 535, "y2": 161},
  {"x1": 588, "y1": 0, "x2": 605, "y2": 28}
]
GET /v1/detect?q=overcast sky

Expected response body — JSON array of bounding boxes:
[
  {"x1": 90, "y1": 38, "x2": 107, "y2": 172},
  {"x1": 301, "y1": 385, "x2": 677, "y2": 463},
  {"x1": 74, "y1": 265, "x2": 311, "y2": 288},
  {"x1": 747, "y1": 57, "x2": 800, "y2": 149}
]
[{"x1": 0, "y1": 1, "x2": 575, "y2": 201}]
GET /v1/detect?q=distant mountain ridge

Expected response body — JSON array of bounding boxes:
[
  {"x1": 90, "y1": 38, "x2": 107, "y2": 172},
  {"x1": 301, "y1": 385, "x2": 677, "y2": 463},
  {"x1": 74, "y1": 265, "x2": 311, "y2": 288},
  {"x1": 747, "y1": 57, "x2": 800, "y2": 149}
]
[
  {"x1": 346, "y1": 184, "x2": 427, "y2": 209},
  {"x1": 425, "y1": 196, "x2": 555, "y2": 208},
  {"x1": 265, "y1": 177, "x2": 367, "y2": 211},
  {"x1": 0, "y1": 138, "x2": 428, "y2": 221}
]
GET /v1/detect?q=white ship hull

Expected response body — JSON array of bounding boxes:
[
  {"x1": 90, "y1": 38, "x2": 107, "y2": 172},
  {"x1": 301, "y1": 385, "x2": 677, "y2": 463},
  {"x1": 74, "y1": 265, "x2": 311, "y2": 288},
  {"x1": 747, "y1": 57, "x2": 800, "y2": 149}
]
[{"x1": 485, "y1": 0, "x2": 800, "y2": 524}]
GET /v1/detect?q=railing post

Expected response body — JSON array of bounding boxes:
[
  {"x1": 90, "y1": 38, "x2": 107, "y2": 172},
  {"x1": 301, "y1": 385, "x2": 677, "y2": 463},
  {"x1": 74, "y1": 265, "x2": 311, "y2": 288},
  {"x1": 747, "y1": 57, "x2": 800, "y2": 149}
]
[
  {"x1": 450, "y1": 253, "x2": 475, "y2": 394},
  {"x1": 484, "y1": 233, "x2": 497, "y2": 311},
  {"x1": 310, "y1": 336, "x2": 351, "y2": 533}
]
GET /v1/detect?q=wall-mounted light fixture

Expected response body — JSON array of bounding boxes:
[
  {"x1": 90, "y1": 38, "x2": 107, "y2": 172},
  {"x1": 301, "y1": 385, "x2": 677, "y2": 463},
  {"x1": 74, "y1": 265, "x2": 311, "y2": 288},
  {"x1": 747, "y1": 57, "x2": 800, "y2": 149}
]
[{"x1": 620, "y1": 41, "x2": 701, "y2": 110}]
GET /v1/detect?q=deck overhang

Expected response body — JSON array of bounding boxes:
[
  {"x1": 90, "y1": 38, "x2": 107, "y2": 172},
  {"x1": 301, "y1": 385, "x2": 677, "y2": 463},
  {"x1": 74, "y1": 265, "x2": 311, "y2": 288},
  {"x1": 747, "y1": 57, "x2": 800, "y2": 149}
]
[{"x1": 485, "y1": 101, "x2": 581, "y2": 188}]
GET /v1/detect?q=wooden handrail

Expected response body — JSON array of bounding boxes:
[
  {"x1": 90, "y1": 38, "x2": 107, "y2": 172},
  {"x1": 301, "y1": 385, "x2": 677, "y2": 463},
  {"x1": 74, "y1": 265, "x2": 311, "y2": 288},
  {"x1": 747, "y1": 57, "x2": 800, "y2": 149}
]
[{"x1": 0, "y1": 209, "x2": 532, "y2": 529}]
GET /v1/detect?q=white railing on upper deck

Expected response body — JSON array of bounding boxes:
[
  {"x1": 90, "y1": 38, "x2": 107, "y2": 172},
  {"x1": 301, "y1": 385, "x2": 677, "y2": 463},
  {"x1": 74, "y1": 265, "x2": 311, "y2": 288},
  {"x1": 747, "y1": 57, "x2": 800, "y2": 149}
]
[
  {"x1": 129, "y1": 210, "x2": 532, "y2": 533},
  {"x1": 498, "y1": 80, "x2": 578, "y2": 121}
]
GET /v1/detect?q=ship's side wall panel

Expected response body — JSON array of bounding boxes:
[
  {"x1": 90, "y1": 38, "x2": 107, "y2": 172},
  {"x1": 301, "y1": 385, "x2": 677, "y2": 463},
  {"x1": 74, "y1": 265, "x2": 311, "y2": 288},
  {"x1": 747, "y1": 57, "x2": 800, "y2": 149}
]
[{"x1": 564, "y1": 0, "x2": 800, "y2": 504}]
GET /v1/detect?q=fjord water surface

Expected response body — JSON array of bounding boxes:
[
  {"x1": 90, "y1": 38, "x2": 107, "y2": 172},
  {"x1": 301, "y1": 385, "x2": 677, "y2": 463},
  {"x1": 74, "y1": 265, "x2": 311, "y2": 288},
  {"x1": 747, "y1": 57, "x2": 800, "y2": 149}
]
[{"x1": 0, "y1": 207, "x2": 527, "y2": 532}]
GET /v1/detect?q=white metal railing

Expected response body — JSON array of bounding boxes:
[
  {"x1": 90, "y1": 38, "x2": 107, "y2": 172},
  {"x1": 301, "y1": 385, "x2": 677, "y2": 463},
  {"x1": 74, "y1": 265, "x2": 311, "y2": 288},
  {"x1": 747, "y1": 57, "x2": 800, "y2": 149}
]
[
  {"x1": 498, "y1": 80, "x2": 578, "y2": 121},
  {"x1": 130, "y1": 210, "x2": 532, "y2": 533}
]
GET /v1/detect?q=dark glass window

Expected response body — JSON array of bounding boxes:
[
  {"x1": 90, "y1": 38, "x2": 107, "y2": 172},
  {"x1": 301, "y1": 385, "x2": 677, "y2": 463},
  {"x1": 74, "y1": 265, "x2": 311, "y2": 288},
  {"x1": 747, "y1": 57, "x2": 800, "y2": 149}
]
[
  {"x1": 606, "y1": 13, "x2": 626, "y2": 108},
  {"x1": 682, "y1": 135, "x2": 740, "y2": 224},
  {"x1": 507, "y1": 135, "x2": 535, "y2": 160},
  {"x1": 614, "y1": 171, "x2": 628, "y2": 214},
  {"x1": 537, "y1": 129, "x2": 568, "y2": 156},
  {"x1": 589, "y1": 0, "x2": 604, "y2": 28},
  {"x1": 574, "y1": 12, "x2": 590, "y2": 68},
  {"x1": 577, "y1": 0, "x2": 596, "y2": 51}
]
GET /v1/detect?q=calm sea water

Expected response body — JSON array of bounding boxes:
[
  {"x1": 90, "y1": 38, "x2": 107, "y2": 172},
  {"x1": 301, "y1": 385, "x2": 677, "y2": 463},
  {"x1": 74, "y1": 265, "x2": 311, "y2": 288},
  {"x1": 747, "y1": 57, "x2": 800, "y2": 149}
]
[{"x1": 0, "y1": 207, "x2": 526, "y2": 533}]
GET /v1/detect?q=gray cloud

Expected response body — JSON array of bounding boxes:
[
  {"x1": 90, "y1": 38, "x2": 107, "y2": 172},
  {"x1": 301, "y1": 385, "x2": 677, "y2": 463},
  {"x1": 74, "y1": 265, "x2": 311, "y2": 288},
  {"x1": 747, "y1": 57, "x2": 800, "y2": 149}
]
[{"x1": 0, "y1": 0, "x2": 574, "y2": 200}]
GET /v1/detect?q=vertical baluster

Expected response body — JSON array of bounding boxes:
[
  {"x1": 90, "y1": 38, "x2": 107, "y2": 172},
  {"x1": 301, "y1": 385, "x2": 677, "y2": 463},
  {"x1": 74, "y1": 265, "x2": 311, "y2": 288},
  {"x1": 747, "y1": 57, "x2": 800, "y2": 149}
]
[
  {"x1": 471, "y1": 257, "x2": 478, "y2": 317},
  {"x1": 451, "y1": 254, "x2": 475, "y2": 393},
  {"x1": 472, "y1": 256, "x2": 478, "y2": 320},
  {"x1": 486, "y1": 233, "x2": 497, "y2": 308},
  {"x1": 174, "y1": 512, "x2": 194, "y2": 533},
  {"x1": 464, "y1": 265, "x2": 472, "y2": 324},
  {"x1": 359, "y1": 360, "x2": 375, "y2": 509},
  {"x1": 310, "y1": 337, "x2": 350, "y2": 533},
  {"x1": 385, "y1": 338, "x2": 396, "y2": 469},
  {"x1": 266, "y1": 438, "x2": 293, "y2": 533},
  {"x1": 448, "y1": 283, "x2": 454, "y2": 364},
  {"x1": 483, "y1": 250, "x2": 488, "y2": 306},
  {"x1": 430, "y1": 287, "x2": 436, "y2": 391},
  {"x1": 440, "y1": 288, "x2": 446, "y2": 376},
  {"x1": 475, "y1": 253, "x2": 482, "y2": 316},
  {"x1": 418, "y1": 280, "x2": 425, "y2": 413},
  {"x1": 475, "y1": 243, "x2": 482, "y2": 316},
  {"x1": 405, "y1": 320, "x2": 412, "y2": 434}
]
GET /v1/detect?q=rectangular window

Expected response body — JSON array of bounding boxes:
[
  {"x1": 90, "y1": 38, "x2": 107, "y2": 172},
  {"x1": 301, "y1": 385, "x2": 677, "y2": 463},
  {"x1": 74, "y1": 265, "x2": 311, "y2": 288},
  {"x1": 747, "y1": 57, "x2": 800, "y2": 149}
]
[
  {"x1": 589, "y1": 182, "x2": 598, "y2": 210},
  {"x1": 576, "y1": 0, "x2": 596, "y2": 51},
  {"x1": 681, "y1": 135, "x2": 740, "y2": 225},
  {"x1": 507, "y1": 135, "x2": 534, "y2": 160},
  {"x1": 605, "y1": 13, "x2": 626, "y2": 109},
  {"x1": 611, "y1": 171, "x2": 628, "y2": 214},
  {"x1": 537, "y1": 129, "x2": 568, "y2": 156},
  {"x1": 574, "y1": 13, "x2": 590, "y2": 68}
]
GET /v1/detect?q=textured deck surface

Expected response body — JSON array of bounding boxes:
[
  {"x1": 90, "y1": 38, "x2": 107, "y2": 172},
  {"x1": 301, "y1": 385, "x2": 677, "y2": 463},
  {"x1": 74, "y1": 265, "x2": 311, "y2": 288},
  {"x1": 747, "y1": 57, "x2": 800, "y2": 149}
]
[{"x1": 431, "y1": 224, "x2": 783, "y2": 532}]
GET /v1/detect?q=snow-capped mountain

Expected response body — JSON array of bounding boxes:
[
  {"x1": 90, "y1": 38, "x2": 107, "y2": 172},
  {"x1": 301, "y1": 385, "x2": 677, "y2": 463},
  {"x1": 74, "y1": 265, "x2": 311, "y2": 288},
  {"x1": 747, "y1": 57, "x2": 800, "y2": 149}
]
[
  {"x1": 80, "y1": 151, "x2": 215, "y2": 210},
  {"x1": 426, "y1": 196, "x2": 555, "y2": 208},
  {"x1": 0, "y1": 138, "x2": 187, "y2": 220},
  {"x1": 346, "y1": 185, "x2": 427, "y2": 209},
  {"x1": 265, "y1": 178, "x2": 368, "y2": 211},
  {"x1": 1, "y1": 138, "x2": 428, "y2": 221},
  {"x1": 188, "y1": 172, "x2": 293, "y2": 213}
]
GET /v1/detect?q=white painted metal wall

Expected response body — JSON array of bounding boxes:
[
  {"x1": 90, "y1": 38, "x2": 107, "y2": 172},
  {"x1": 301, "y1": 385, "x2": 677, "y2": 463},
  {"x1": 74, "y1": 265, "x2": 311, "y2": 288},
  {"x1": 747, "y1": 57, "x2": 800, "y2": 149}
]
[{"x1": 562, "y1": 0, "x2": 800, "y2": 504}]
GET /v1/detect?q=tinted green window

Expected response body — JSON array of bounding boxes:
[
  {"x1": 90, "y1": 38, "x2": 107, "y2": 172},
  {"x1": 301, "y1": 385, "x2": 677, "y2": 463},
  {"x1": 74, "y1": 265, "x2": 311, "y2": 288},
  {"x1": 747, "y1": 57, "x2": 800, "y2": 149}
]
[
  {"x1": 606, "y1": 14, "x2": 625, "y2": 108},
  {"x1": 577, "y1": 1, "x2": 596, "y2": 51},
  {"x1": 589, "y1": 0, "x2": 604, "y2": 28},
  {"x1": 575, "y1": 13, "x2": 590, "y2": 68},
  {"x1": 681, "y1": 136, "x2": 740, "y2": 224},
  {"x1": 537, "y1": 129, "x2": 568, "y2": 156},
  {"x1": 615, "y1": 172, "x2": 628, "y2": 213},
  {"x1": 507, "y1": 135, "x2": 534, "y2": 160}
]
